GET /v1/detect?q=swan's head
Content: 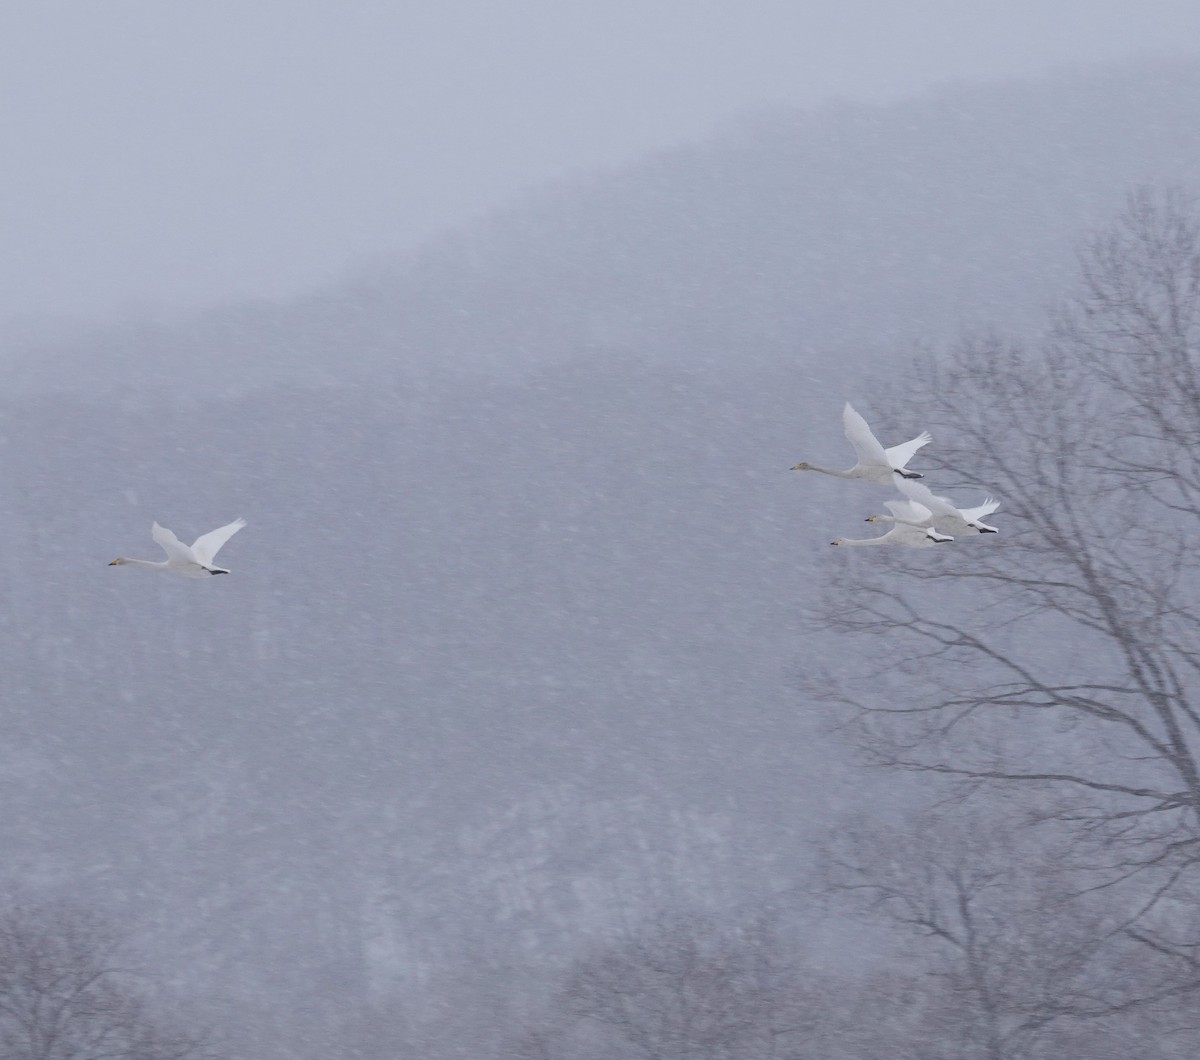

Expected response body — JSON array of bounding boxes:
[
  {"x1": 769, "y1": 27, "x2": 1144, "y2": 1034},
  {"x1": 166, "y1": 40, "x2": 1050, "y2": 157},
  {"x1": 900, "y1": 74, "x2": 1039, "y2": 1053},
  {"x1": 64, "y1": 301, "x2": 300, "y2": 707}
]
[
  {"x1": 790, "y1": 461, "x2": 813, "y2": 471},
  {"x1": 865, "y1": 514, "x2": 880, "y2": 523},
  {"x1": 108, "y1": 557, "x2": 127, "y2": 566},
  {"x1": 830, "y1": 538, "x2": 843, "y2": 546}
]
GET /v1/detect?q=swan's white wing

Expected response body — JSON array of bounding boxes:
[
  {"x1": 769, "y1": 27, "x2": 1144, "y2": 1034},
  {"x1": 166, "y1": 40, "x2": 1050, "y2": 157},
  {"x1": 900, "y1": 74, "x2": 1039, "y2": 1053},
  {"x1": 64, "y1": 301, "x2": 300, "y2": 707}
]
[
  {"x1": 842, "y1": 403, "x2": 889, "y2": 466},
  {"x1": 152, "y1": 522, "x2": 195, "y2": 562},
  {"x1": 190, "y1": 517, "x2": 246, "y2": 565},
  {"x1": 894, "y1": 476, "x2": 960, "y2": 518},
  {"x1": 884, "y1": 498, "x2": 932, "y2": 524},
  {"x1": 959, "y1": 497, "x2": 1000, "y2": 522},
  {"x1": 884, "y1": 431, "x2": 932, "y2": 471}
]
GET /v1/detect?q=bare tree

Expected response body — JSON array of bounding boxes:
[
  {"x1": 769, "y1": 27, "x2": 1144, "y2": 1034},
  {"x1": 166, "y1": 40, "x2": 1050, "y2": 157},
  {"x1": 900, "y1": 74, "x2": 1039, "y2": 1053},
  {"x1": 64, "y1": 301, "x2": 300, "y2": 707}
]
[
  {"x1": 820, "y1": 806, "x2": 1200, "y2": 1059},
  {"x1": 513, "y1": 912, "x2": 814, "y2": 1060},
  {"x1": 816, "y1": 188, "x2": 1200, "y2": 988},
  {"x1": 0, "y1": 899, "x2": 206, "y2": 1060}
]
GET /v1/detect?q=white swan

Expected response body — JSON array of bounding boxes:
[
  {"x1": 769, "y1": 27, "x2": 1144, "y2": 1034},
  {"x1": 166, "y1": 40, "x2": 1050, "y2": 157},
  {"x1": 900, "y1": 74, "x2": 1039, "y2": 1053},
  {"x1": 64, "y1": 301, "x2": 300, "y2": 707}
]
[
  {"x1": 888, "y1": 477, "x2": 999, "y2": 534},
  {"x1": 832, "y1": 521, "x2": 953, "y2": 548},
  {"x1": 867, "y1": 497, "x2": 937, "y2": 529},
  {"x1": 109, "y1": 518, "x2": 247, "y2": 577},
  {"x1": 791, "y1": 402, "x2": 931, "y2": 483}
]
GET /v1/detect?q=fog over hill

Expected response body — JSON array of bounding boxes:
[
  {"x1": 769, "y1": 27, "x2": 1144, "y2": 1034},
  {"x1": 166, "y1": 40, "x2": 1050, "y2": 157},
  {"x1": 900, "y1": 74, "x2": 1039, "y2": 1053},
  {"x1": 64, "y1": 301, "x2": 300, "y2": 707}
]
[
  {"x1": 3, "y1": 58, "x2": 1200, "y2": 1056},
  {"x1": 10, "y1": 59, "x2": 1200, "y2": 397}
]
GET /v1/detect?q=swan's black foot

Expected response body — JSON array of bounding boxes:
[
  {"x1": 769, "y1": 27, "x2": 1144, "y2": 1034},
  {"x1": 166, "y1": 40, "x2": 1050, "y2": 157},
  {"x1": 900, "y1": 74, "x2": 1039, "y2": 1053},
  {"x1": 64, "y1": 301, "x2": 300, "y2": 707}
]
[
  {"x1": 207, "y1": 569, "x2": 228, "y2": 575},
  {"x1": 897, "y1": 470, "x2": 923, "y2": 479},
  {"x1": 978, "y1": 527, "x2": 998, "y2": 534}
]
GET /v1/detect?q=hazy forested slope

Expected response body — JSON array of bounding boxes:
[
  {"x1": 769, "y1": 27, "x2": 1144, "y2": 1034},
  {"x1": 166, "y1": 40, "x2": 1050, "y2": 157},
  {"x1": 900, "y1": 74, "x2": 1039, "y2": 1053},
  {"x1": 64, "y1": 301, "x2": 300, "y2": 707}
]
[{"x1": 9, "y1": 59, "x2": 1200, "y2": 395}]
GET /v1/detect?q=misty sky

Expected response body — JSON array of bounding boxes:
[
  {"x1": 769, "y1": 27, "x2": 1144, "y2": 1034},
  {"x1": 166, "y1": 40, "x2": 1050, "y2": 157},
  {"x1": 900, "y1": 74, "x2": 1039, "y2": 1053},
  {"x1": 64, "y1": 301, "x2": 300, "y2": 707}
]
[{"x1": 2, "y1": 0, "x2": 1197, "y2": 327}]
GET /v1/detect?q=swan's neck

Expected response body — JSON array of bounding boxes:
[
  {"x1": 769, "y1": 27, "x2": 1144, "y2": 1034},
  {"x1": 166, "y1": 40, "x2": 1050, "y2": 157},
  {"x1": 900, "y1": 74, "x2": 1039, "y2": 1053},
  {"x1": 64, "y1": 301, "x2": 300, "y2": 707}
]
[
  {"x1": 836, "y1": 535, "x2": 888, "y2": 546},
  {"x1": 124, "y1": 558, "x2": 170, "y2": 570}
]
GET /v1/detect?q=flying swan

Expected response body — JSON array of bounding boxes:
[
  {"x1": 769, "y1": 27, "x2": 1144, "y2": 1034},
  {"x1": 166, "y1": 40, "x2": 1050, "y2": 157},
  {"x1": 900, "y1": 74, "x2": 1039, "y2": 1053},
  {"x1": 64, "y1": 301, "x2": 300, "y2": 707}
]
[
  {"x1": 109, "y1": 518, "x2": 247, "y2": 577},
  {"x1": 831, "y1": 520, "x2": 953, "y2": 548},
  {"x1": 791, "y1": 402, "x2": 931, "y2": 483},
  {"x1": 887, "y1": 476, "x2": 999, "y2": 534}
]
